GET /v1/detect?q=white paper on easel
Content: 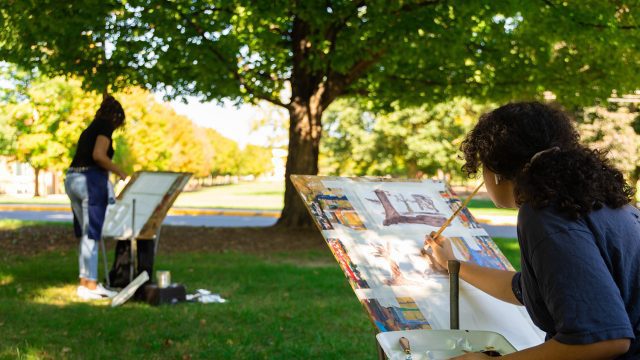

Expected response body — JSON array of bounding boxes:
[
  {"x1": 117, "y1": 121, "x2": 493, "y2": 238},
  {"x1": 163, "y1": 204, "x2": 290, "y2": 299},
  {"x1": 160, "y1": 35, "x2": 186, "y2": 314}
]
[{"x1": 102, "y1": 172, "x2": 186, "y2": 238}]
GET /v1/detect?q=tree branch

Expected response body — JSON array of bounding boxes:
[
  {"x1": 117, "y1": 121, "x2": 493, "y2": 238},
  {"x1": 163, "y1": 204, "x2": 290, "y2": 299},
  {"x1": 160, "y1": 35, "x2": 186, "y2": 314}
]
[
  {"x1": 322, "y1": 1, "x2": 366, "y2": 77},
  {"x1": 163, "y1": 0, "x2": 290, "y2": 109},
  {"x1": 321, "y1": 1, "x2": 443, "y2": 106}
]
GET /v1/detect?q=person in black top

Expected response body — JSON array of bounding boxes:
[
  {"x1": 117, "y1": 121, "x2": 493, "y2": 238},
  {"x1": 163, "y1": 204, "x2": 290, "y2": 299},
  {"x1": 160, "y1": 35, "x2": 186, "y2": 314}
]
[
  {"x1": 425, "y1": 102, "x2": 639, "y2": 359},
  {"x1": 64, "y1": 95, "x2": 128, "y2": 300}
]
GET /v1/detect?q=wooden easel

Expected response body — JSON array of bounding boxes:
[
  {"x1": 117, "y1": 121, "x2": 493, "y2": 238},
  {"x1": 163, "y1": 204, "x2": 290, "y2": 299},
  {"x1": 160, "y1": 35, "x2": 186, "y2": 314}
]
[{"x1": 100, "y1": 171, "x2": 191, "y2": 287}]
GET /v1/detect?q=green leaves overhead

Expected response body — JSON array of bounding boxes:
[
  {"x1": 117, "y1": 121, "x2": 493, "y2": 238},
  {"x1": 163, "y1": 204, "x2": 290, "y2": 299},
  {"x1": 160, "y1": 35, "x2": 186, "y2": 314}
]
[{"x1": 2, "y1": 1, "x2": 639, "y2": 107}]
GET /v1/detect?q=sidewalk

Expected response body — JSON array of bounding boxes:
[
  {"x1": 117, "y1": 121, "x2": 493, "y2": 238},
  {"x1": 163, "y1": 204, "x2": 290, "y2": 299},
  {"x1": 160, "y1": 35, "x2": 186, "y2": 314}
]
[{"x1": 0, "y1": 203, "x2": 516, "y2": 225}]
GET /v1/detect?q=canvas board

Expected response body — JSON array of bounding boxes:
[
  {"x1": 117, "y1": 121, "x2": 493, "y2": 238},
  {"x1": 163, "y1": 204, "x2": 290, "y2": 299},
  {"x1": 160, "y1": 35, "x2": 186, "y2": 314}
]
[
  {"x1": 102, "y1": 171, "x2": 191, "y2": 239},
  {"x1": 291, "y1": 175, "x2": 545, "y2": 350}
]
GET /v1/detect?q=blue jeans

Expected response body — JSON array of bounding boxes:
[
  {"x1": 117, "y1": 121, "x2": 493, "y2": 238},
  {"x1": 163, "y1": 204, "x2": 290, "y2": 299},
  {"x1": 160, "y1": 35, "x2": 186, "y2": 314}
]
[{"x1": 64, "y1": 172, "x2": 99, "y2": 281}]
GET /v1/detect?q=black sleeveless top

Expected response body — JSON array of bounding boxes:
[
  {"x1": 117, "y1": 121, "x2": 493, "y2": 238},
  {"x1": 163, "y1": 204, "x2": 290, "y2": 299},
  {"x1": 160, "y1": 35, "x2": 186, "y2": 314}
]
[{"x1": 70, "y1": 120, "x2": 115, "y2": 168}]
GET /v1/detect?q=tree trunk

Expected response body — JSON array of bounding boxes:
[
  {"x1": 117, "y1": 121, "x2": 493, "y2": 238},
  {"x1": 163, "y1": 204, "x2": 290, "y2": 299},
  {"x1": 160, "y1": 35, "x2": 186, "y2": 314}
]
[
  {"x1": 406, "y1": 160, "x2": 418, "y2": 178},
  {"x1": 276, "y1": 100, "x2": 323, "y2": 227},
  {"x1": 33, "y1": 168, "x2": 41, "y2": 197}
]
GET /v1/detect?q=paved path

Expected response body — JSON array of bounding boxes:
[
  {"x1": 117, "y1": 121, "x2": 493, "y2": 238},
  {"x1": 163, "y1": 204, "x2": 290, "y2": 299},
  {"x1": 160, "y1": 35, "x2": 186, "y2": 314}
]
[
  {"x1": 0, "y1": 209, "x2": 516, "y2": 238},
  {"x1": 0, "y1": 210, "x2": 279, "y2": 227}
]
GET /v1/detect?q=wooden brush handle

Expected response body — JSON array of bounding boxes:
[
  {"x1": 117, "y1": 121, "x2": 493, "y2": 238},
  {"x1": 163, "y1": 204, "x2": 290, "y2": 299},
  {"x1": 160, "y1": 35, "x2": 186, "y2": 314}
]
[
  {"x1": 399, "y1": 337, "x2": 411, "y2": 353},
  {"x1": 432, "y1": 181, "x2": 484, "y2": 240}
]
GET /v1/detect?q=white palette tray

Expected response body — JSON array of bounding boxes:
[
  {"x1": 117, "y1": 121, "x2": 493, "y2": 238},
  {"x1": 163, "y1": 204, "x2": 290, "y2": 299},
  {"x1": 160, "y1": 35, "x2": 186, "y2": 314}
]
[{"x1": 377, "y1": 329, "x2": 516, "y2": 359}]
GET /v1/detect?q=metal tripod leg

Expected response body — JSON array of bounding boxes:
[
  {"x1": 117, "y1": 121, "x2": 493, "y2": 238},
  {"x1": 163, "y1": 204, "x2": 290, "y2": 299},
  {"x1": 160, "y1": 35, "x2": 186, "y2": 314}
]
[
  {"x1": 129, "y1": 199, "x2": 137, "y2": 283},
  {"x1": 153, "y1": 225, "x2": 162, "y2": 256},
  {"x1": 100, "y1": 237, "x2": 110, "y2": 287}
]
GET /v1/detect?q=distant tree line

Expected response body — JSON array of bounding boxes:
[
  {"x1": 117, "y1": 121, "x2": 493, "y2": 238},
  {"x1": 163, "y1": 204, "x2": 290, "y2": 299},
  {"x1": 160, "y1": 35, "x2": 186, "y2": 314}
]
[
  {"x1": 320, "y1": 98, "x2": 640, "y2": 196},
  {"x1": 0, "y1": 73, "x2": 273, "y2": 196}
]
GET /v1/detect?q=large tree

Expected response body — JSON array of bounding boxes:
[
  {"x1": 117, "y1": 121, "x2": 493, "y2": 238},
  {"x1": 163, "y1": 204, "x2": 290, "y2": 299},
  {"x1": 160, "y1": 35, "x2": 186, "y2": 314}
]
[{"x1": 2, "y1": 1, "x2": 639, "y2": 225}]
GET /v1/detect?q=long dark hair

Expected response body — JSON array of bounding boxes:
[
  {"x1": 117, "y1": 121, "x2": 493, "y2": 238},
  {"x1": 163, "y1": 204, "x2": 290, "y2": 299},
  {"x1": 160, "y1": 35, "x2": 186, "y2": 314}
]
[
  {"x1": 461, "y1": 101, "x2": 635, "y2": 219},
  {"x1": 94, "y1": 95, "x2": 125, "y2": 129}
]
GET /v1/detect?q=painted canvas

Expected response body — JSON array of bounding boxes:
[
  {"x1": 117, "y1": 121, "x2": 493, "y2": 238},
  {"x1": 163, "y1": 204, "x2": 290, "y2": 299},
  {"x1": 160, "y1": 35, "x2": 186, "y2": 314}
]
[
  {"x1": 102, "y1": 171, "x2": 191, "y2": 239},
  {"x1": 291, "y1": 175, "x2": 544, "y2": 350}
]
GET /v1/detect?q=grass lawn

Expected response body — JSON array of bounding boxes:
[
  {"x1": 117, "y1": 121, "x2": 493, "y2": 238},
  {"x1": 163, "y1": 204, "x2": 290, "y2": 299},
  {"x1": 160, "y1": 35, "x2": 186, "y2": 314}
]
[
  {"x1": 0, "y1": 181, "x2": 286, "y2": 211},
  {"x1": 467, "y1": 199, "x2": 518, "y2": 218},
  {"x1": 0, "y1": 250, "x2": 375, "y2": 359},
  {"x1": 0, "y1": 219, "x2": 72, "y2": 230},
  {"x1": 0, "y1": 194, "x2": 69, "y2": 205},
  {"x1": 0, "y1": 218, "x2": 521, "y2": 359},
  {"x1": 173, "y1": 181, "x2": 284, "y2": 210}
]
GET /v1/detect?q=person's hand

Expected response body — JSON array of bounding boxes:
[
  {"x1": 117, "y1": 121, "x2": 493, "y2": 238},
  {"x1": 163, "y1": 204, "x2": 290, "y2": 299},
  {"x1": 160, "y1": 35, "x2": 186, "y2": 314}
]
[
  {"x1": 448, "y1": 352, "x2": 492, "y2": 359},
  {"x1": 116, "y1": 171, "x2": 128, "y2": 181},
  {"x1": 423, "y1": 231, "x2": 456, "y2": 270}
]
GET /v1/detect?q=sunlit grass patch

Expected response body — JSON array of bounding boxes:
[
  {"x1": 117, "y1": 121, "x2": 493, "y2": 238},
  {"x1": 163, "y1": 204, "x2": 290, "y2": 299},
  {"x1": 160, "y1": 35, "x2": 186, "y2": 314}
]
[
  {"x1": 174, "y1": 181, "x2": 285, "y2": 210},
  {"x1": 0, "y1": 274, "x2": 14, "y2": 286},
  {"x1": 0, "y1": 219, "x2": 71, "y2": 230},
  {"x1": 30, "y1": 284, "x2": 111, "y2": 307}
]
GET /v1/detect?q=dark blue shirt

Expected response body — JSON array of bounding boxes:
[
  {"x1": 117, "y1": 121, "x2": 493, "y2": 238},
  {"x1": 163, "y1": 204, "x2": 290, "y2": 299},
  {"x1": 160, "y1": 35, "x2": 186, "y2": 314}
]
[{"x1": 512, "y1": 204, "x2": 640, "y2": 358}]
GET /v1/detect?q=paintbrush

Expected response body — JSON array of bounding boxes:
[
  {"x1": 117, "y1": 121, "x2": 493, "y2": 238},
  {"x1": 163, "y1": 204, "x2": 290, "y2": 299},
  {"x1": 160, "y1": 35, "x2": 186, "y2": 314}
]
[{"x1": 421, "y1": 181, "x2": 484, "y2": 255}]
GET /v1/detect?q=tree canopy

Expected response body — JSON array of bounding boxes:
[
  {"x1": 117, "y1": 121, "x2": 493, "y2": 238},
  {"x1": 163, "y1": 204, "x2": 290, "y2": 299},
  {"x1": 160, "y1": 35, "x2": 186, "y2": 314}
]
[
  {"x1": 2, "y1": 1, "x2": 639, "y2": 223},
  {"x1": 0, "y1": 75, "x2": 271, "y2": 195}
]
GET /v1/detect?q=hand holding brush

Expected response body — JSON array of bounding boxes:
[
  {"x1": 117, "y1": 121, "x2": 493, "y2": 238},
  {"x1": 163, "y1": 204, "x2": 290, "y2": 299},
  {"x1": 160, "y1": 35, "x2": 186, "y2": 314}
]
[{"x1": 421, "y1": 181, "x2": 484, "y2": 257}]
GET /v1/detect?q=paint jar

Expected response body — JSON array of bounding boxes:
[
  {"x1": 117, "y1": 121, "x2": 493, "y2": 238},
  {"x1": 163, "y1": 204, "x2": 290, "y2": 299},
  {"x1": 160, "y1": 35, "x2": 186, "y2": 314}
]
[{"x1": 156, "y1": 270, "x2": 171, "y2": 288}]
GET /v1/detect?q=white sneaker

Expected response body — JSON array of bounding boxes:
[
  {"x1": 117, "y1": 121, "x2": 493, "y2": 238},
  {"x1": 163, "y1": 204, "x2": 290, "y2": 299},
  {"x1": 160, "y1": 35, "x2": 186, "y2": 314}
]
[
  {"x1": 77, "y1": 286, "x2": 105, "y2": 300},
  {"x1": 95, "y1": 283, "x2": 118, "y2": 298},
  {"x1": 77, "y1": 284, "x2": 117, "y2": 300}
]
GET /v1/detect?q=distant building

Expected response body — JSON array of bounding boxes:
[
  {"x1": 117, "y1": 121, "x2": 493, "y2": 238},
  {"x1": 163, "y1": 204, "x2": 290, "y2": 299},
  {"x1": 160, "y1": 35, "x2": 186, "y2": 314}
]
[{"x1": 0, "y1": 156, "x2": 62, "y2": 196}]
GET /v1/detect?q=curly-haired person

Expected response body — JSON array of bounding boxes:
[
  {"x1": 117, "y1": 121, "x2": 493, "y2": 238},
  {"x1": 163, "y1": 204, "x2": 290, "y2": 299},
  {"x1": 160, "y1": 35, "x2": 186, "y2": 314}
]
[
  {"x1": 425, "y1": 101, "x2": 640, "y2": 359},
  {"x1": 64, "y1": 95, "x2": 128, "y2": 300}
]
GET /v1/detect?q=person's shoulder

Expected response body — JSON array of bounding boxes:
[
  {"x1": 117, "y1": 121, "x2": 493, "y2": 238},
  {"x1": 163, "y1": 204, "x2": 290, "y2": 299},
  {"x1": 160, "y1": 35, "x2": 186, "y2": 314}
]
[
  {"x1": 91, "y1": 120, "x2": 114, "y2": 137},
  {"x1": 590, "y1": 204, "x2": 640, "y2": 233},
  {"x1": 517, "y1": 203, "x2": 578, "y2": 245},
  {"x1": 621, "y1": 204, "x2": 640, "y2": 217},
  {"x1": 518, "y1": 203, "x2": 565, "y2": 229}
]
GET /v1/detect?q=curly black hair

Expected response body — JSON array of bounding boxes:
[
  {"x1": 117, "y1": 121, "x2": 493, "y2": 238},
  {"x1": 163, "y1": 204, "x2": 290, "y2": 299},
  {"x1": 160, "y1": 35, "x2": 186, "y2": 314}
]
[
  {"x1": 94, "y1": 95, "x2": 125, "y2": 130},
  {"x1": 461, "y1": 101, "x2": 635, "y2": 219}
]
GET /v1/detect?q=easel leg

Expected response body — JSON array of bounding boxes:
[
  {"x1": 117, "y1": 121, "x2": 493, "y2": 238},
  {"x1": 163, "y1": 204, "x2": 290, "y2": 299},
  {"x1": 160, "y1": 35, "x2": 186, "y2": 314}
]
[
  {"x1": 131, "y1": 237, "x2": 138, "y2": 282},
  {"x1": 374, "y1": 328, "x2": 387, "y2": 360},
  {"x1": 130, "y1": 199, "x2": 137, "y2": 283},
  {"x1": 99, "y1": 237, "x2": 110, "y2": 287},
  {"x1": 377, "y1": 339, "x2": 387, "y2": 360},
  {"x1": 153, "y1": 225, "x2": 162, "y2": 256}
]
